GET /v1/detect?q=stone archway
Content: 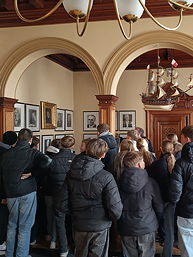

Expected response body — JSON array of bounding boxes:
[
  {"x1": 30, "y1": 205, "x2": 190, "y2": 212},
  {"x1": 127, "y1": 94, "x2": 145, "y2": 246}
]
[
  {"x1": 104, "y1": 30, "x2": 193, "y2": 95},
  {"x1": 0, "y1": 37, "x2": 104, "y2": 97}
]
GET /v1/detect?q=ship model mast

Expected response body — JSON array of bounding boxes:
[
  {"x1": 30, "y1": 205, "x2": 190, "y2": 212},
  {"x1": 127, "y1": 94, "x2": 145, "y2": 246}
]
[{"x1": 141, "y1": 51, "x2": 180, "y2": 110}]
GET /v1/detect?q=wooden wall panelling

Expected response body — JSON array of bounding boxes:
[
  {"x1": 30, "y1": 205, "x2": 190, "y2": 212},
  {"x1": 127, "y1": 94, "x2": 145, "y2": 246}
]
[{"x1": 0, "y1": 97, "x2": 17, "y2": 140}]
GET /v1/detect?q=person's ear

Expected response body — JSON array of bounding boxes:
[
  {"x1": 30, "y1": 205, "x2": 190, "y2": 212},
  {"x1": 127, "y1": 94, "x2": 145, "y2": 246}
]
[{"x1": 99, "y1": 153, "x2": 106, "y2": 159}]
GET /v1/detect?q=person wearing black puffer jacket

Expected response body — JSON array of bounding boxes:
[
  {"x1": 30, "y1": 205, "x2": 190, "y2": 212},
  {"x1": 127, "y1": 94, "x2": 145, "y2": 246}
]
[
  {"x1": 68, "y1": 138, "x2": 122, "y2": 257},
  {"x1": 169, "y1": 125, "x2": 193, "y2": 257},
  {"x1": 49, "y1": 136, "x2": 75, "y2": 257},
  {"x1": 97, "y1": 124, "x2": 118, "y2": 172},
  {"x1": 118, "y1": 151, "x2": 163, "y2": 257},
  {"x1": 0, "y1": 128, "x2": 52, "y2": 257}
]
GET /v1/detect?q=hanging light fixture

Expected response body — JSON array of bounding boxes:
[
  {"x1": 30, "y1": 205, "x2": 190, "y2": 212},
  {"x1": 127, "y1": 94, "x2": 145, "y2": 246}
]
[{"x1": 14, "y1": 0, "x2": 193, "y2": 40}]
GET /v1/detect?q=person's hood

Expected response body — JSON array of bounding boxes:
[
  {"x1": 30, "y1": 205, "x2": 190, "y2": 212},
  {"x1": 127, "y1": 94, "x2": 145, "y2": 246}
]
[
  {"x1": 69, "y1": 154, "x2": 104, "y2": 181},
  {"x1": 119, "y1": 167, "x2": 148, "y2": 193},
  {"x1": 0, "y1": 141, "x2": 11, "y2": 150},
  {"x1": 181, "y1": 142, "x2": 193, "y2": 163},
  {"x1": 99, "y1": 133, "x2": 117, "y2": 150},
  {"x1": 46, "y1": 145, "x2": 59, "y2": 154}
]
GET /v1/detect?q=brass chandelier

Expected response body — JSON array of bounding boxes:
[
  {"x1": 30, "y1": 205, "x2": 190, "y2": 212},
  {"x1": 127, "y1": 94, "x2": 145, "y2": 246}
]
[{"x1": 14, "y1": 0, "x2": 193, "y2": 40}]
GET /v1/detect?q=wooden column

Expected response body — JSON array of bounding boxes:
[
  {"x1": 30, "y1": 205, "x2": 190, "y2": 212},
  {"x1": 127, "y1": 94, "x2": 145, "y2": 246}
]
[
  {"x1": 96, "y1": 95, "x2": 118, "y2": 134},
  {"x1": 0, "y1": 97, "x2": 17, "y2": 140}
]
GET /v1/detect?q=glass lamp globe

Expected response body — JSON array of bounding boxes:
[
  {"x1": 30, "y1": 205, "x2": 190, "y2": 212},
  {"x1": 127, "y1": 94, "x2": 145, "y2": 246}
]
[
  {"x1": 116, "y1": 0, "x2": 145, "y2": 22},
  {"x1": 63, "y1": 0, "x2": 94, "y2": 19}
]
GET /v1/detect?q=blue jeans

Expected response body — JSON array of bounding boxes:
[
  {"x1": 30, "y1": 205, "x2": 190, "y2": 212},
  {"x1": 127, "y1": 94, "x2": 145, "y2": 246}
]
[
  {"x1": 6, "y1": 192, "x2": 37, "y2": 257},
  {"x1": 55, "y1": 210, "x2": 68, "y2": 253}
]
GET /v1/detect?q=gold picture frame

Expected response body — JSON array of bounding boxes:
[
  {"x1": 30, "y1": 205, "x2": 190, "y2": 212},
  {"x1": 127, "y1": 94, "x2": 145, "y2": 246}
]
[{"x1": 41, "y1": 101, "x2": 57, "y2": 129}]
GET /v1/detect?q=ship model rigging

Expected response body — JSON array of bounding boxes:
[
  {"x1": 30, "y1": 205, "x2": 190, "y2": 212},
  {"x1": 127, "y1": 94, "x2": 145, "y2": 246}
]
[{"x1": 141, "y1": 52, "x2": 193, "y2": 111}]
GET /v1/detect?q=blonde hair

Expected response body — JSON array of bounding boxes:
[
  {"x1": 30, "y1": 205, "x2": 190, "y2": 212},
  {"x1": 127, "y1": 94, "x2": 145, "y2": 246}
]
[
  {"x1": 173, "y1": 142, "x2": 183, "y2": 155},
  {"x1": 137, "y1": 138, "x2": 154, "y2": 168},
  {"x1": 166, "y1": 133, "x2": 178, "y2": 144},
  {"x1": 162, "y1": 140, "x2": 176, "y2": 173}
]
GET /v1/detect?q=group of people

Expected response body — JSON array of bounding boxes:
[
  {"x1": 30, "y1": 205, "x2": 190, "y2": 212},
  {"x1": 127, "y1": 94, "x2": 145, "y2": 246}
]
[{"x1": 0, "y1": 124, "x2": 193, "y2": 257}]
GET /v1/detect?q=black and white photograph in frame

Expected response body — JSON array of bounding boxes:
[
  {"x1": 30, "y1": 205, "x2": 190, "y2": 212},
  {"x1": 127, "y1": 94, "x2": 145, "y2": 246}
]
[
  {"x1": 56, "y1": 109, "x2": 65, "y2": 131},
  {"x1": 83, "y1": 111, "x2": 99, "y2": 131},
  {"x1": 83, "y1": 134, "x2": 97, "y2": 140},
  {"x1": 26, "y1": 104, "x2": 40, "y2": 132},
  {"x1": 65, "y1": 110, "x2": 73, "y2": 131},
  {"x1": 42, "y1": 135, "x2": 54, "y2": 154},
  {"x1": 55, "y1": 134, "x2": 66, "y2": 139},
  {"x1": 14, "y1": 102, "x2": 25, "y2": 132},
  {"x1": 119, "y1": 110, "x2": 136, "y2": 131}
]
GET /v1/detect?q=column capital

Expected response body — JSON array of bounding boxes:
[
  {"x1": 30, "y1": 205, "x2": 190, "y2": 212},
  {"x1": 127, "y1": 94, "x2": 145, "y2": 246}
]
[
  {"x1": 0, "y1": 97, "x2": 17, "y2": 108},
  {"x1": 95, "y1": 95, "x2": 118, "y2": 105}
]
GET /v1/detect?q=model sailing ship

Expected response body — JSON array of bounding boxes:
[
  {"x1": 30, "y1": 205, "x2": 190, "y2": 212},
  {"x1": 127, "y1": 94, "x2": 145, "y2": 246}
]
[{"x1": 141, "y1": 57, "x2": 182, "y2": 110}]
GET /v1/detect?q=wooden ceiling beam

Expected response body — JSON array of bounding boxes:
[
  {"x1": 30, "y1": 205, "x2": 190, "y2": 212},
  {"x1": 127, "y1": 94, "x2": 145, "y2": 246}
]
[
  {"x1": 1, "y1": 0, "x2": 15, "y2": 11},
  {"x1": 29, "y1": 0, "x2": 45, "y2": 9}
]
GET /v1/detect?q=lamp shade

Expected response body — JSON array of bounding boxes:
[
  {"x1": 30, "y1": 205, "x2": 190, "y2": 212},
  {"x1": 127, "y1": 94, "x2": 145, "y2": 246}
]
[
  {"x1": 116, "y1": 0, "x2": 145, "y2": 19},
  {"x1": 63, "y1": 0, "x2": 93, "y2": 18}
]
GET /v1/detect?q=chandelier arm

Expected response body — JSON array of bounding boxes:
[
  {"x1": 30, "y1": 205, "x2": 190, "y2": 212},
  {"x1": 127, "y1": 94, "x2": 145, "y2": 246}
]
[
  {"x1": 75, "y1": 0, "x2": 93, "y2": 37},
  {"x1": 14, "y1": 0, "x2": 63, "y2": 23},
  {"x1": 137, "y1": 0, "x2": 183, "y2": 30},
  {"x1": 113, "y1": 0, "x2": 132, "y2": 40},
  {"x1": 169, "y1": 0, "x2": 193, "y2": 10}
]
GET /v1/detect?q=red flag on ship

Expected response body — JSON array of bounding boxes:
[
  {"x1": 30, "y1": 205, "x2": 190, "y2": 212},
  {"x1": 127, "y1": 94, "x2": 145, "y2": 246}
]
[{"x1": 171, "y1": 59, "x2": 178, "y2": 68}]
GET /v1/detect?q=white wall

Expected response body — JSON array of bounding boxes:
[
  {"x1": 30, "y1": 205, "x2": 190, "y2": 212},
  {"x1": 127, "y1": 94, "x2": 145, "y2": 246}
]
[{"x1": 14, "y1": 54, "x2": 193, "y2": 152}]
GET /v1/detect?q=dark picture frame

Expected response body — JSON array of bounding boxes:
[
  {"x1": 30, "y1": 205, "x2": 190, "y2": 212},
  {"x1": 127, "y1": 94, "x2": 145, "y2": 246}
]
[
  {"x1": 26, "y1": 104, "x2": 40, "y2": 132},
  {"x1": 83, "y1": 111, "x2": 99, "y2": 131},
  {"x1": 65, "y1": 110, "x2": 73, "y2": 131},
  {"x1": 115, "y1": 110, "x2": 118, "y2": 131},
  {"x1": 83, "y1": 134, "x2": 97, "y2": 140},
  {"x1": 55, "y1": 109, "x2": 65, "y2": 131},
  {"x1": 41, "y1": 101, "x2": 57, "y2": 129},
  {"x1": 42, "y1": 135, "x2": 54, "y2": 153},
  {"x1": 14, "y1": 102, "x2": 25, "y2": 132},
  {"x1": 119, "y1": 110, "x2": 136, "y2": 131},
  {"x1": 55, "y1": 134, "x2": 66, "y2": 139}
]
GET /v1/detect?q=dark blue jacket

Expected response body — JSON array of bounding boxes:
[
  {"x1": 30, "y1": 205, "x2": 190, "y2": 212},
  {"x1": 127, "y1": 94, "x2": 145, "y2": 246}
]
[
  {"x1": 99, "y1": 133, "x2": 118, "y2": 172},
  {"x1": 169, "y1": 142, "x2": 193, "y2": 218},
  {"x1": 118, "y1": 167, "x2": 163, "y2": 236},
  {"x1": 67, "y1": 154, "x2": 122, "y2": 232},
  {"x1": 149, "y1": 153, "x2": 171, "y2": 202},
  {"x1": 0, "y1": 140, "x2": 52, "y2": 198}
]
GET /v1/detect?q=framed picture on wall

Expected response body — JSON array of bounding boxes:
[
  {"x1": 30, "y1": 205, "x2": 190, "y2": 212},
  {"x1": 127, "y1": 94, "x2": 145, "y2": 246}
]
[
  {"x1": 14, "y1": 102, "x2": 25, "y2": 132},
  {"x1": 83, "y1": 134, "x2": 97, "y2": 140},
  {"x1": 83, "y1": 111, "x2": 99, "y2": 131},
  {"x1": 42, "y1": 135, "x2": 54, "y2": 153},
  {"x1": 41, "y1": 101, "x2": 57, "y2": 129},
  {"x1": 26, "y1": 104, "x2": 40, "y2": 132},
  {"x1": 119, "y1": 110, "x2": 136, "y2": 131},
  {"x1": 55, "y1": 134, "x2": 66, "y2": 139},
  {"x1": 55, "y1": 109, "x2": 65, "y2": 131},
  {"x1": 115, "y1": 110, "x2": 118, "y2": 131},
  {"x1": 65, "y1": 110, "x2": 73, "y2": 131}
]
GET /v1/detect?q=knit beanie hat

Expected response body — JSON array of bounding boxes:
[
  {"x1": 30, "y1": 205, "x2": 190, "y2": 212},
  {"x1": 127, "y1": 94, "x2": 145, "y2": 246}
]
[{"x1": 3, "y1": 131, "x2": 17, "y2": 145}]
